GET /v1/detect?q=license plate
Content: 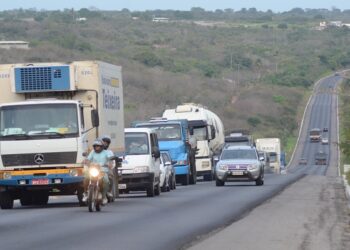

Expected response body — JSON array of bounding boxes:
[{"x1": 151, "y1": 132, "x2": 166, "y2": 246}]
[
  {"x1": 231, "y1": 171, "x2": 244, "y2": 176},
  {"x1": 32, "y1": 179, "x2": 49, "y2": 185},
  {"x1": 118, "y1": 184, "x2": 127, "y2": 190}
]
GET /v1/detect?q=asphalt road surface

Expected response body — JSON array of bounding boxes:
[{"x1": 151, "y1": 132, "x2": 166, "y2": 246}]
[{"x1": 0, "y1": 75, "x2": 348, "y2": 250}]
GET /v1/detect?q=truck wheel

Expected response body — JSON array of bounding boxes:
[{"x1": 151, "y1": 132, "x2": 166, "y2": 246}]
[
  {"x1": 20, "y1": 192, "x2": 33, "y2": 206},
  {"x1": 216, "y1": 179, "x2": 225, "y2": 186},
  {"x1": 147, "y1": 183, "x2": 155, "y2": 197},
  {"x1": 155, "y1": 183, "x2": 161, "y2": 196},
  {"x1": 182, "y1": 174, "x2": 189, "y2": 186},
  {"x1": 189, "y1": 168, "x2": 197, "y2": 185},
  {"x1": 32, "y1": 191, "x2": 49, "y2": 205},
  {"x1": 0, "y1": 192, "x2": 14, "y2": 209}
]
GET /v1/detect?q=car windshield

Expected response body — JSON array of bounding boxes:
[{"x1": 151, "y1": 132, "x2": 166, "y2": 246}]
[
  {"x1": 141, "y1": 124, "x2": 181, "y2": 141},
  {"x1": 0, "y1": 104, "x2": 78, "y2": 140},
  {"x1": 221, "y1": 149, "x2": 257, "y2": 160},
  {"x1": 125, "y1": 133, "x2": 149, "y2": 155}
]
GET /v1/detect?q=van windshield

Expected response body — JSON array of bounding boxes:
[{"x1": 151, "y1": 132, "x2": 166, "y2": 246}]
[{"x1": 125, "y1": 133, "x2": 149, "y2": 155}]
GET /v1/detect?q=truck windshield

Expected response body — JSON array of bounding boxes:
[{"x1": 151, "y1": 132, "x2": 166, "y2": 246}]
[
  {"x1": 141, "y1": 124, "x2": 181, "y2": 141},
  {"x1": 269, "y1": 152, "x2": 277, "y2": 162},
  {"x1": 0, "y1": 104, "x2": 78, "y2": 140},
  {"x1": 221, "y1": 149, "x2": 257, "y2": 160},
  {"x1": 125, "y1": 133, "x2": 149, "y2": 155},
  {"x1": 192, "y1": 126, "x2": 208, "y2": 141}
]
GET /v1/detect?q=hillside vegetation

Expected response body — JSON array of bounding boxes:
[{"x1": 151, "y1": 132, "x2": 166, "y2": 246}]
[{"x1": 1, "y1": 8, "x2": 350, "y2": 154}]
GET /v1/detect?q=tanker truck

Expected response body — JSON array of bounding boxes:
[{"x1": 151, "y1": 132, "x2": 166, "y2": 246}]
[
  {"x1": 163, "y1": 103, "x2": 224, "y2": 181},
  {"x1": 0, "y1": 61, "x2": 124, "y2": 209}
]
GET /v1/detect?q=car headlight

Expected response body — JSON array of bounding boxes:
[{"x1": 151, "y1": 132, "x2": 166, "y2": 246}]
[
  {"x1": 134, "y1": 166, "x2": 150, "y2": 173},
  {"x1": 247, "y1": 164, "x2": 259, "y2": 171},
  {"x1": 89, "y1": 168, "x2": 100, "y2": 177},
  {"x1": 218, "y1": 164, "x2": 228, "y2": 171}
]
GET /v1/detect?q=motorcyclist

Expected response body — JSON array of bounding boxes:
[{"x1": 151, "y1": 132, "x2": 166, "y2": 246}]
[
  {"x1": 101, "y1": 135, "x2": 115, "y2": 199},
  {"x1": 83, "y1": 139, "x2": 111, "y2": 205}
]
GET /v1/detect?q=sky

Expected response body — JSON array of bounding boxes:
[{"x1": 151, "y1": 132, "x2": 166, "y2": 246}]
[{"x1": 0, "y1": 0, "x2": 349, "y2": 12}]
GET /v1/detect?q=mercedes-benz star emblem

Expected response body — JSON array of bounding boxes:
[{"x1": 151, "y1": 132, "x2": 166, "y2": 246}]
[{"x1": 34, "y1": 154, "x2": 44, "y2": 164}]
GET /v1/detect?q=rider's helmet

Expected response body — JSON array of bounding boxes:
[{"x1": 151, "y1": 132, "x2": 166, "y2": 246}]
[
  {"x1": 92, "y1": 139, "x2": 104, "y2": 147},
  {"x1": 101, "y1": 135, "x2": 111, "y2": 150}
]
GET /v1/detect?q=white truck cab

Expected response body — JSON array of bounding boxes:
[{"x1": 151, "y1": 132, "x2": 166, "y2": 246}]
[{"x1": 119, "y1": 128, "x2": 161, "y2": 197}]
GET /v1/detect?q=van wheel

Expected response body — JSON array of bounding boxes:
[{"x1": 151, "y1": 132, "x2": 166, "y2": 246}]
[
  {"x1": 216, "y1": 179, "x2": 225, "y2": 186},
  {"x1": 147, "y1": 183, "x2": 155, "y2": 197},
  {"x1": 155, "y1": 183, "x2": 160, "y2": 196},
  {"x1": 0, "y1": 191, "x2": 14, "y2": 209}
]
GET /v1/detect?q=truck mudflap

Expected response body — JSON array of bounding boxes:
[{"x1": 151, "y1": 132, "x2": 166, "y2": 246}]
[
  {"x1": 0, "y1": 168, "x2": 84, "y2": 187},
  {"x1": 174, "y1": 165, "x2": 190, "y2": 175}
]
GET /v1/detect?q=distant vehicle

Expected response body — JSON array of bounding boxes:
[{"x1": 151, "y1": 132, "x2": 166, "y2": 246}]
[
  {"x1": 258, "y1": 151, "x2": 270, "y2": 169},
  {"x1": 323, "y1": 127, "x2": 328, "y2": 132},
  {"x1": 215, "y1": 146, "x2": 264, "y2": 186},
  {"x1": 315, "y1": 151, "x2": 327, "y2": 165},
  {"x1": 255, "y1": 138, "x2": 281, "y2": 173},
  {"x1": 299, "y1": 158, "x2": 307, "y2": 165},
  {"x1": 224, "y1": 130, "x2": 254, "y2": 148},
  {"x1": 321, "y1": 137, "x2": 329, "y2": 144},
  {"x1": 309, "y1": 128, "x2": 321, "y2": 142},
  {"x1": 161, "y1": 151, "x2": 176, "y2": 190}
]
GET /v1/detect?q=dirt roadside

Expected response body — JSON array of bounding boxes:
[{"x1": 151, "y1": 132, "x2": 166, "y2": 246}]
[{"x1": 188, "y1": 175, "x2": 350, "y2": 250}]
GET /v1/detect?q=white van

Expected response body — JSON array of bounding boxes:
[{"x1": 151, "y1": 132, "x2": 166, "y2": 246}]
[{"x1": 119, "y1": 128, "x2": 161, "y2": 197}]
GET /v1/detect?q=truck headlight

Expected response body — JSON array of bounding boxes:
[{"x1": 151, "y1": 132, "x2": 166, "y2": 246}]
[
  {"x1": 3, "y1": 172, "x2": 12, "y2": 179},
  {"x1": 177, "y1": 160, "x2": 187, "y2": 165},
  {"x1": 247, "y1": 164, "x2": 259, "y2": 171},
  {"x1": 218, "y1": 164, "x2": 228, "y2": 171},
  {"x1": 69, "y1": 169, "x2": 78, "y2": 177},
  {"x1": 134, "y1": 166, "x2": 150, "y2": 173},
  {"x1": 89, "y1": 168, "x2": 100, "y2": 178}
]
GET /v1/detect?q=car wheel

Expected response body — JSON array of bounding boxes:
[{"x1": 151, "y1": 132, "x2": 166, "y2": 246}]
[
  {"x1": 255, "y1": 175, "x2": 264, "y2": 186},
  {"x1": 146, "y1": 182, "x2": 155, "y2": 197},
  {"x1": 216, "y1": 179, "x2": 225, "y2": 186}
]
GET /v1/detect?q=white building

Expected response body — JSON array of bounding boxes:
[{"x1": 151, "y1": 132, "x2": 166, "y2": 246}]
[
  {"x1": 152, "y1": 17, "x2": 169, "y2": 23},
  {"x1": 0, "y1": 41, "x2": 29, "y2": 50}
]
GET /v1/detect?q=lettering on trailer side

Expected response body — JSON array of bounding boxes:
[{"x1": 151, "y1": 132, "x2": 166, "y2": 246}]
[{"x1": 102, "y1": 88, "x2": 120, "y2": 110}]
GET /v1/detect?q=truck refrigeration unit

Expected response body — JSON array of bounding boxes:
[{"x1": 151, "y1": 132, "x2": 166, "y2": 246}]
[
  {"x1": 0, "y1": 61, "x2": 124, "y2": 209},
  {"x1": 163, "y1": 103, "x2": 225, "y2": 181}
]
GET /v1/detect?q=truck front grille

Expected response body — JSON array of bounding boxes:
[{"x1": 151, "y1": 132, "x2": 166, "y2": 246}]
[{"x1": 1, "y1": 152, "x2": 77, "y2": 167}]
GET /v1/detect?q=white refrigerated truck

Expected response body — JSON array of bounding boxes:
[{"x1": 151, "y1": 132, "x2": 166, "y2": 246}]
[
  {"x1": 163, "y1": 103, "x2": 224, "y2": 181},
  {"x1": 0, "y1": 61, "x2": 124, "y2": 209},
  {"x1": 255, "y1": 138, "x2": 281, "y2": 173}
]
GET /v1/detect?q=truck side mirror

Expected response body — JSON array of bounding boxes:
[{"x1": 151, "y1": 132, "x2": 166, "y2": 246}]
[
  {"x1": 152, "y1": 146, "x2": 160, "y2": 159},
  {"x1": 91, "y1": 109, "x2": 99, "y2": 128}
]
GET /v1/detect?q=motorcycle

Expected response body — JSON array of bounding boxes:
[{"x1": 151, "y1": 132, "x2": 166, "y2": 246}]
[{"x1": 87, "y1": 163, "x2": 103, "y2": 212}]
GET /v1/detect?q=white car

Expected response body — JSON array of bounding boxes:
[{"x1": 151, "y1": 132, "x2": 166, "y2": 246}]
[
  {"x1": 322, "y1": 137, "x2": 329, "y2": 144},
  {"x1": 160, "y1": 152, "x2": 173, "y2": 192}
]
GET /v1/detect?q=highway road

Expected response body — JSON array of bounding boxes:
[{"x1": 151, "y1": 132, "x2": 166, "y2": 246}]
[{"x1": 0, "y1": 75, "x2": 347, "y2": 250}]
